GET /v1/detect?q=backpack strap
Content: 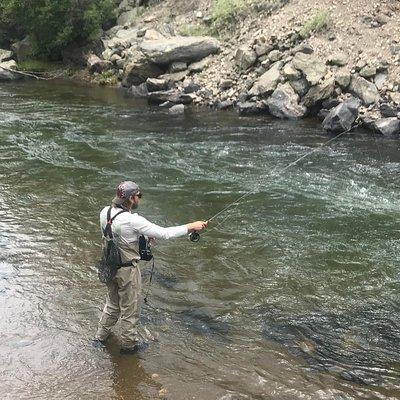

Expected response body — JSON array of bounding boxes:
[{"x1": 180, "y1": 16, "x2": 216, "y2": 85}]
[{"x1": 103, "y1": 206, "x2": 127, "y2": 238}]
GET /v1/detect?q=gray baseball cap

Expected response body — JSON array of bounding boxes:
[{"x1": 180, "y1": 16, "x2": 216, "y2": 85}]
[{"x1": 113, "y1": 181, "x2": 141, "y2": 205}]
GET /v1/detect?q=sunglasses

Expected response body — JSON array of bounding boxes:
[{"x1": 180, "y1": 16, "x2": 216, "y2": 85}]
[{"x1": 136, "y1": 192, "x2": 142, "y2": 199}]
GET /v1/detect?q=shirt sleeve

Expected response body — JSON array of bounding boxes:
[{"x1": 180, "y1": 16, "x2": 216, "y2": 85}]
[{"x1": 131, "y1": 214, "x2": 188, "y2": 240}]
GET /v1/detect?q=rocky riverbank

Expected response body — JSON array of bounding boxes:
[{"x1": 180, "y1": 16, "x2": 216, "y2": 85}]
[{"x1": 1, "y1": 0, "x2": 400, "y2": 134}]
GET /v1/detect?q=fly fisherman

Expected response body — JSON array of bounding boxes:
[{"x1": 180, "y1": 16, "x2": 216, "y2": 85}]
[{"x1": 94, "y1": 181, "x2": 207, "y2": 354}]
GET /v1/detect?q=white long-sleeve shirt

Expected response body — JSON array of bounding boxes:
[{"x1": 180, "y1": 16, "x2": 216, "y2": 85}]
[{"x1": 100, "y1": 206, "x2": 188, "y2": 262}]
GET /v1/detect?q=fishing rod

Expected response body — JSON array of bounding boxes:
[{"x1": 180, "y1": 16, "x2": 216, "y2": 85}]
[{"x1": 189, "y1": 126, "x2": 357, "y2": 242}]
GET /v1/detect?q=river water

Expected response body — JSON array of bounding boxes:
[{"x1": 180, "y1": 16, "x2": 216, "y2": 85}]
[{"x1": 1, "y1": 80, "x2": 400, "y2": 400}]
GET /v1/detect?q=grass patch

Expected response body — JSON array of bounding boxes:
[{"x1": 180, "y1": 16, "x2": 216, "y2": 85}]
[
  {"x1": 179, "y1": 23, "x2": 210, "y2": 37},
  {"x1": 18, "y1": 59, "x2": 63, "y2": 72},
  {"x1": 211, "y1": 0, "x2": 246, "y2": 33},
  {"x1": 95, "y1": 70, "x2": 118, "y2": 86},
  {"x1": 299, "y1": 11, "x2": 331, "y2": 39}
]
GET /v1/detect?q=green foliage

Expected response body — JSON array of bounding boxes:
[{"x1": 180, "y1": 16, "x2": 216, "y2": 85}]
[
  {"x1": 211, "y1": 0, "x2": 246, "y2": 33},
  {"x1": 179, "y1": 23, "x2": 210, "y2": 37},
  {"x1": 18, "y1": 60, "x2": 62, "y2": 72},
  {"x1": 299, "y1": 11, "x2": 331, "y2": 39},
  {"x1": 0, "y1": 0, "x2": 116, "y2": 60},
  {"x1": 95, "y1": 70, "x2": 118, "y2": 86}
]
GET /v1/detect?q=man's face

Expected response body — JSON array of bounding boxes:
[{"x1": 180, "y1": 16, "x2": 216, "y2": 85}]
[{"x1": 130, "y1": 194, "x2": 140, "y2": 210}]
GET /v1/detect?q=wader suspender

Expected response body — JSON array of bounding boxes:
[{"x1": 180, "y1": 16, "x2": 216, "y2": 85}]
[{"x1": 104, "y1": 207, "x2": 132, "y2": 267}]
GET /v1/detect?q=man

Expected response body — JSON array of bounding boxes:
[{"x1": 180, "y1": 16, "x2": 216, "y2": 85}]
[{"x1": 94, "y1": 181, "x2": 207, "y2": 354}]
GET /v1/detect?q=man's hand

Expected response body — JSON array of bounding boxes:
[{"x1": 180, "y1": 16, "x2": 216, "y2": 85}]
[{"x1": 187, "y1": 221, "x2": 208, "y2": 233}]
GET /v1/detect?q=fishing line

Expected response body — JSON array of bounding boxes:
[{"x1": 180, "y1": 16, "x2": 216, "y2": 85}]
[{"x1": 189, "y1": 127, "x2": 357, "y2": 242}]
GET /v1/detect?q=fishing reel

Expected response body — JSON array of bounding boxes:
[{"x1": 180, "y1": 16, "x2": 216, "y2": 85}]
[{"x1": 189, "y1": 231, "x2": 200, "y2": 242}]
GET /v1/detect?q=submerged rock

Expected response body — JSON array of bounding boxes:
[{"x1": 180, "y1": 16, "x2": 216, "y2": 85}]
[
  {"x1": 236, "y1": 101, "x2": 268, "y2": 115},
  {"x1": 168, "y1": 104, "x2": 185, "y2": 114}
]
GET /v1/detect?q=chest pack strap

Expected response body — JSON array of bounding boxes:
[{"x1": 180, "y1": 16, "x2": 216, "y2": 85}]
[{"x1": 103, "y1": 207, "x2": 127, "y2": 238}]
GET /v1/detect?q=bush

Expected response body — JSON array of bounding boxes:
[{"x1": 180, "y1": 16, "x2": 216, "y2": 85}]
[
  {"x1": 299, "y1": 11, "x2": 331, "y2": 39},
  {"x1": 0, "y1": 0, "x2": 116, "y2": 60},
  {"x1": 211, "y1": 0, "x2": 246, "y2": 33}
]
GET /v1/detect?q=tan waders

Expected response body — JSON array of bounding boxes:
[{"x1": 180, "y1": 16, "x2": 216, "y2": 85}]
[{"x1": 96, "y1": 264, "x2": 142, "y2": 349}]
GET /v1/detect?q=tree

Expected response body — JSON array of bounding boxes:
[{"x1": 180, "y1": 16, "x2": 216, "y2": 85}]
[{"x1": 0, "y1": 0, "x2": 115, "y2": 59}]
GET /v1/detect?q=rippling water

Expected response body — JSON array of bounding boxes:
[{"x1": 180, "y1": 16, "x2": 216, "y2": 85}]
[{"x1": 1, "y1": 80, "x2": 400, "y2": 400}]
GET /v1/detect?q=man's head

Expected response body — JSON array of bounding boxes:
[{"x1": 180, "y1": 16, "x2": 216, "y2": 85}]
[{"x1": 112, "y1": 181, "x2": 142, "y2": 210}]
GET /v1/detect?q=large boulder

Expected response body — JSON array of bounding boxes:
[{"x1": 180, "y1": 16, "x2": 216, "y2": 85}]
[
  {"x1": 122, "y1": 50, "x2": 164, "y2": 86},
  {"x1": 372, "y1": 118, "x2": 400, "y2": 135},
  {"x1": 249, "y1": 62, "x2": 282, "y2": 97},
  {"x1": 236, "y1": 101, "x2": 268, "y2": 115},
  {"x1": 289, "y1": 77, "x2": 310, "y2": 97},
  {"x1": 87, "y1": 54, "x2": 112, "y2": 73},
  {"x1": 302, "y1": 76, "x2": 335, "y2": 108},
  {"x1": 235, "y1": 46, "x2": 257, "y2": 70},
  {"x1": 139, "y1": 36, "x2": 220, "y2": 65},
  {"x1": 349, "y1": 76, "x2": 379, "y2": 105},
  {"x1": 322, "y1": 97, "x2": 361, "y2": 133},
  {"x1": 335, "y1": 70, "x2": 351, "y2": 89},
  {"x1": 292, "y1": 52, "x2": 327, "y2": 85},
  {"x1": 267, "y1": 83, "x2": 307, "y2": 119},
  {"x1": 11, "y1": 36, "x2": 34, "y2": 62},
  {"x1": 0, "y1": 49, "x2": 13, "y2": 62}
]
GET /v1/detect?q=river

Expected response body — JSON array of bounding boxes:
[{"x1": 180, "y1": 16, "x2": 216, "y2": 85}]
[{"x1": 1, "y1": 79, "x2": 400, "y2": 400}]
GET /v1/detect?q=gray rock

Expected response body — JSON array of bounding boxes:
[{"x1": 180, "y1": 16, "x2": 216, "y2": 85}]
[
  {"x1": 216, "y1": 100, "x2": 234, "y2": 110},
  {"x1": 143, "y1": 29, "x2": 165, "y2": 41},
  {"x1": 122, "y1": 50, "x2": 163, "y2": 86},
  {"x1": 236, "y1": 101, "x2": 268, "y2": 115},
  {"x1": 318, "y1": 108, "x2": 330, "y2": 121},
  {"x1": 168, "y1": 104, "x2": 185, "y2": 114},
  {"x1": 374, "y1": 73, "x2": 387, "y2": 90},
  {"x1": 326, "y1": 52, "x2": 347, "y2": 66},
  {"x1": 289, "y1": 77, "x2": 310, "y2": 97},
  {"x1": 140, "y1": 36, "x2": 220, "y2": 65},
  {"x1": 268, "y1": 50, "x2": 282, "y2": 62},
  {"x1": 0, "y1": 66, "x2": 19, "y2": 80},
  {"x1": 87, "y1": 54, "x2": 112, "y2": 73},
  {"x1": 302, "y1": 77, "x2": 335, "y2": 108},
  {"x1": 169, "y1": 61, "x2": 187, "y2": 73},
  {"x1": 292, "y1": 52, "x2": 327, "y2": 85},
  {"x1": 159, "y1": 70, "x2": 189, "y2": 84},
  {"x1": 255, "y1": 43, "x2": 273, "y2": 57},
  {"x1": 322, "y1": 98, "x2": 361, "y2": 133},
  {"x1": 117, "y1": 9, "x2": 143, "y2": 26},
  {"x1": 0, "y1": 49, "x2": 13, "y2": 62},
  {"x1": 235, "y1": 47, "x2": 257, "y2": 70},
  {"x1": 349, "y1": 76, "x2": 379, "y2": 105},
  {"x1": 128, "y1": 83, "x2": 149, "y2": 97},
  {"x1": 249, "y1": 61, "x2": 282, "y2": 97},
  {"x1": 380, "y1": 103, "x2": 399, "y2": 117},
  {"x1": 267, "y1": 83, "x2": 307, "y2": 119},
  {"x1": 148, "y1": 90, "x2": 193, "y2": 105},
  {"x1": 372, "y1": 118, "x2": 400, "y2": 135},
  {"x1": 118, "y1": 0, "x2": 136, "y2": 14},
  {"x1": 10, "y1": 36, "x2": 33, "y2": 62},
  {"x1": 355, "y1": 60, "x2": 367, "y2": 71},
  {"x1": 220, "y1": 79, "x2": 234, "y2": 90},
  {"x1": 182, "y1": 80, "x2": 200, "y2": 94},
  {"x1": 335, "y1": 70, "x2": 351, "y2": 88},
  {"x1": 282, "y1": 62, "x2": 301, "y2": 81},
  {"x1": 359, "y1": 65, "x2": 377, "y2": 78},
  {"x1": 0, "y1": 60, "x2": 17, "y2": 70},
  {"x1": 146, "y1": 78, "x2": 168, "y2": 92},
  {"x1": 389, "y1": 91, "x2": 400, "y2": 105},
  {"x1": 188, "y1": 58, "x2": 210, "y2": 73},
  {"x1": 292, "y1": 42, "x2": 314, "y2": 55}
]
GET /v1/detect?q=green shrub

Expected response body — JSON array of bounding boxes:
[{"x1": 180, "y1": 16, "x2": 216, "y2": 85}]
[
  {"x1": 95, "y1": 70, "x2": 118, "y2": 86},
  {"x1": 211, "y1": 0, "x2": 246, "y2": 33},
  {"x1": 18, "y1": 60, "x2": 62, "y2": 72},
  {"x1": 0, "y1": 0, "x2": 116, "y2": 60},
  {"x1": 299, "y1": 11, "x2": 330, "y2": 39}
]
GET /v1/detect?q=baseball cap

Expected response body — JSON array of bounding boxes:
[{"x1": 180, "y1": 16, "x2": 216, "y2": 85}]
[{"x1": 113, "y1": 181, "x2": 141, "y2": 205}]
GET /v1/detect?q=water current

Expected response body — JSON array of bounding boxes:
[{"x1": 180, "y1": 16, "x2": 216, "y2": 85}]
[{"x1": 1, "y1": 80, "x2": 400, "y2": 400}]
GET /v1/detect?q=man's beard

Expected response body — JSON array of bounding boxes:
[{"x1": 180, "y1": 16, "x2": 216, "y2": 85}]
[{"x1": 131, "y1": 203, "x2": 138, "y2": 210}]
